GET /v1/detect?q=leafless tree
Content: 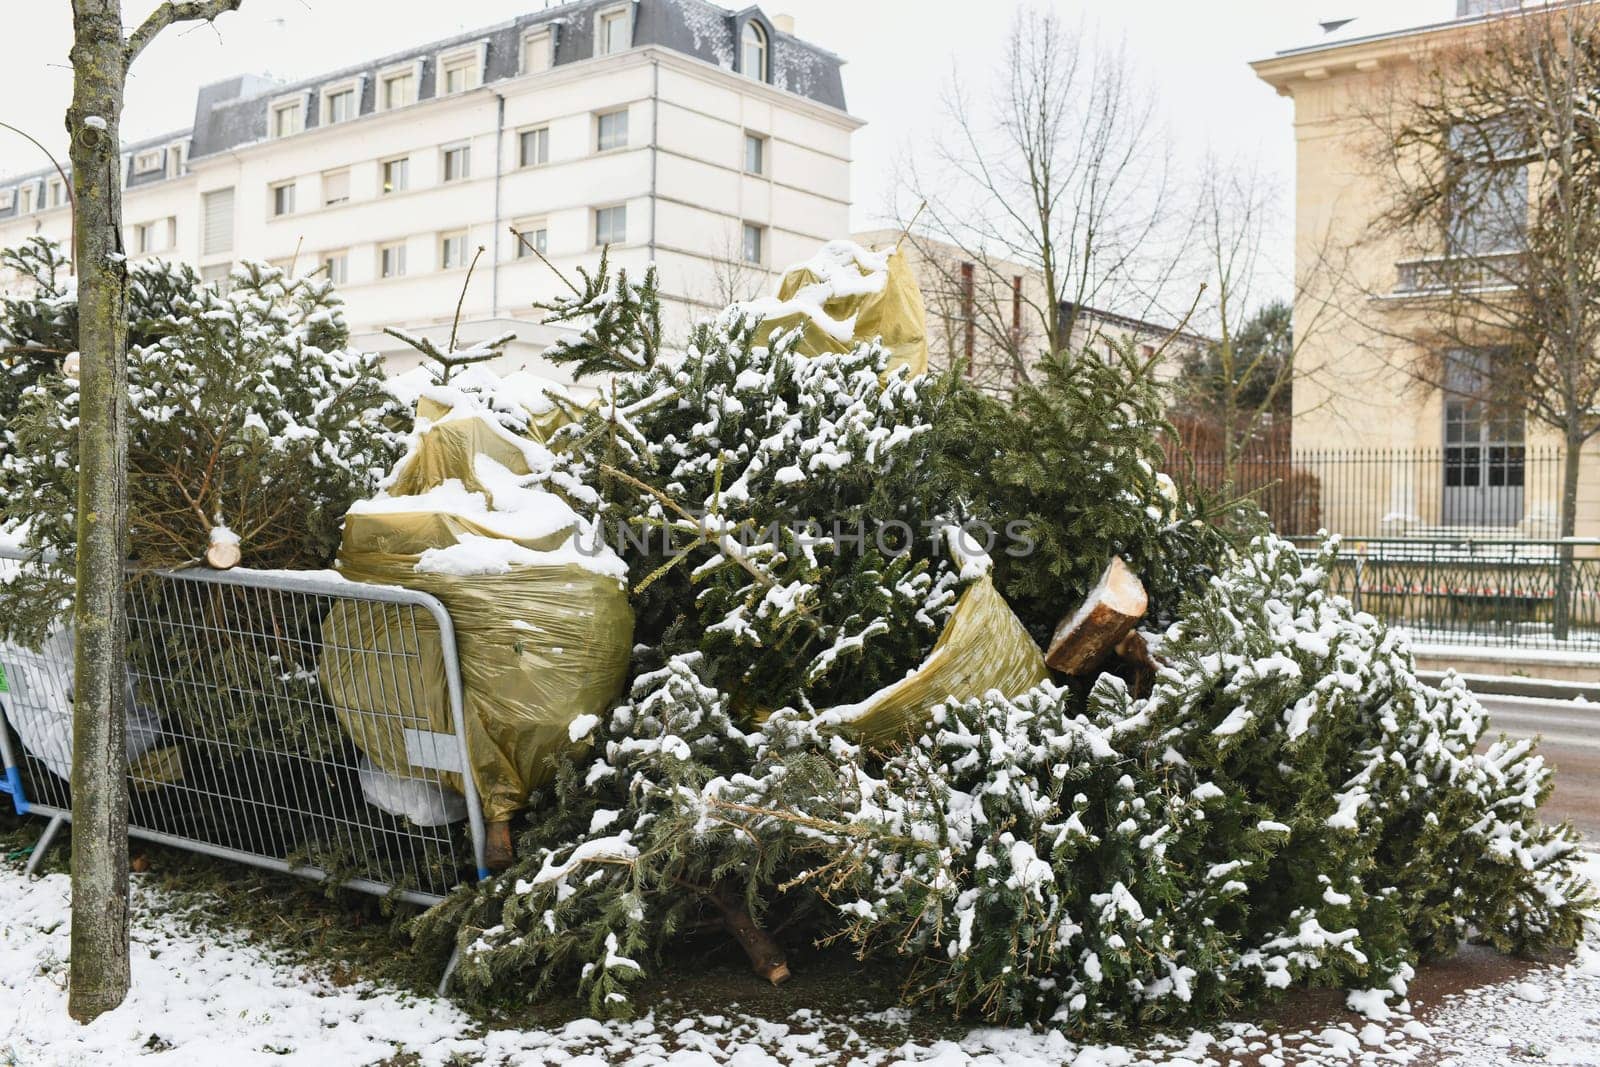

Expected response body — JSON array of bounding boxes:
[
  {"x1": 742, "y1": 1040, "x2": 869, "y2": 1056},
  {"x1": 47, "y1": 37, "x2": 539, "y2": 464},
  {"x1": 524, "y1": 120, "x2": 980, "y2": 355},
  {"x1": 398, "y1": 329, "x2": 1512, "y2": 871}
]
[
  {"x1": 67, "y1": 0, "x2": 242, "y2": 1022},
  {"x1": 1359, "y1": 2, "x2": 1600, "y2": 632},
  {"x1": 897, "y1": 6, "x2": 1190, "y2": 386},
  {"x1": 1172, "y1": 158, "x2": 1340, "y2": 481},
  {"x1": 700, "y1": 224, "x2": 772, "y2": 308}
]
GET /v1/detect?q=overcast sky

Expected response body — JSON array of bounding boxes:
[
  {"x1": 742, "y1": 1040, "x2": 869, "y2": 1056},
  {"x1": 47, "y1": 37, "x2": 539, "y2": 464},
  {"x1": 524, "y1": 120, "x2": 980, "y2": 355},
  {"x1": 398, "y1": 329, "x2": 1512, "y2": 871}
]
[{"x1": 1, "y1": 0, "x2": 1448, "y2": 301}]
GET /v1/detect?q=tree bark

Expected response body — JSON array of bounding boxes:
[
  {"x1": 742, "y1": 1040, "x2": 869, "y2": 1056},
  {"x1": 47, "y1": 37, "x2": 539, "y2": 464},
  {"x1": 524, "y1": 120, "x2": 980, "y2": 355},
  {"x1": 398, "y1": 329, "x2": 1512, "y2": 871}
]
[
  {"x1": 708, "y1": 883, "x2": 789, "y2": 984},
  {"x1": 67, "y1": 0, "x2": 133, "y2": 1023},
  {"x1": 1553, "y1": 427, "x2": 1582, "y2": 642},
  {"x1": 63, "y1": 0, "x2": 243, "y2": 1023},
  {"x1": 1045, "y1": 556, "x2": 1149, "y2": 675}
]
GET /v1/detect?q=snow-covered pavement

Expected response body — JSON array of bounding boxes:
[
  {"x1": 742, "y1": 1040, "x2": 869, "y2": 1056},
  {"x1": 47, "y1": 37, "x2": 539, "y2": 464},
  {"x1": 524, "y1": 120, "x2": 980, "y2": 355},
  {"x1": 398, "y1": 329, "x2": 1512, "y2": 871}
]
[{"x1": 0, "y1": 855, "x2": 1597, "y2": 1067}]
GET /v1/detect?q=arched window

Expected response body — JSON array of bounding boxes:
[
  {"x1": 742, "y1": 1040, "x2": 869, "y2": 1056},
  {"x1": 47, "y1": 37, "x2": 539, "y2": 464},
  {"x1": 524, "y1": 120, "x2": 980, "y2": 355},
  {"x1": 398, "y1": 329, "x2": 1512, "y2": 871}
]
[{"x1": 742, "y1": 21, "x2": 768, "y2": 82}]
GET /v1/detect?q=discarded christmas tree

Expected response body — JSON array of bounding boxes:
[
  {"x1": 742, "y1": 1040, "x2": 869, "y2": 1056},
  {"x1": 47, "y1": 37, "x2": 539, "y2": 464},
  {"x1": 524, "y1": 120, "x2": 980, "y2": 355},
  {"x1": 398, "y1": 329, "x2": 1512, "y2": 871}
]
[{"x1": 0, "y1": 259, "x2": 405, "y2": 642}]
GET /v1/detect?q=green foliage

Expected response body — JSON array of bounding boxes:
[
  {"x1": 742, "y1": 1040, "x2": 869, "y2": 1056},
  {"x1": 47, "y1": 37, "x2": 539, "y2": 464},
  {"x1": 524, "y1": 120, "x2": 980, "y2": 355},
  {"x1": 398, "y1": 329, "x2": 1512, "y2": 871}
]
[
  {"x1": 536, "y1": 260, "x2": 967, "y2": 719},
  {"x1": 0, "y1": 258, "x2": 405, "y2": 644},
  {"x1": 816, "y1": 536, "x2": 1592, "y2": 1035},
  {"x1": 416, "y1": 653, "x2": 838, "y2": 1015},
  {"x1": 1175, "y1": 298, "x2": 1293, "y2": 418},
  {"x1": 935, "y1": 343, "x2": 1242, "y2": 643}
]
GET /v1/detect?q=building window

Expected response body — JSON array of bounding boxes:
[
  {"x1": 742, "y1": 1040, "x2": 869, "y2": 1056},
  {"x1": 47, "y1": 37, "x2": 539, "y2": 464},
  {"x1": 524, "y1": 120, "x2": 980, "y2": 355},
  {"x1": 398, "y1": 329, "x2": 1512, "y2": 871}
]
[
  {"x1": 270, "y1": 100, "x2": 303, "y2": 139},
  {"x1": 18, "y1": 186, "x2": 33, "y2": 214},
  {"x1": 442, "y1": 144, "x2": 471, "y2": 182},
  {"x1": 323, "y1": 86, "x2": 357, "y2": 125},
  {"x1": 440, "y1": 231, "x2": 470, "y2": 270},
  {"x1": 744, "y1": 132, "x2": 766, "y2": 175},
  {"x1": 519, "y1": 126, "x2": 549, "y2": 168},
  {"x1": 741, "y1": 21, "x2": 768, "y2": 82},
  {"x1": 134, "y1": 217, "x2": 174, "y2": 254},
  {"x1": 522, "y1": 30, "x2": 552, "y2": 73},
  {"x1": 0, "y1": 189, "x2": 13, "y2": 212},
  {"x1": 133, "y1": 149, "x2": 165, "y2": 174},
  {"x1": 379, "y1": 242, "x2": 407, "y2": 279},
  {"x1": 597, "y1": 8, "x2": 630, "y2": 55},
  {"x1": 323, "y1": 251, "x2": 349, "y2": 285},
  {"x1": 47, "y1": 179, "x2": 66, "y2": 208},
  {"x1": 202, "y1": 187, "x2": 235, "y2": 255},
  {"x1": 594, "y1": 204, "x2": 626, "y2": 246},
  {"x1": 440, "y1": 53, "x2": 479, "y2": 95},
  {"x1": 380, "y1": 69, "x2": 416, "y2": 111},
  {"x1": 271, "y1": 181, "x2": 296, "y2": 217},
  {"x1": 596, "y1": 109, "x2": 628, "y2": 152},
  {"x1": 741, "y1": 222, "x2": 765, "y2": 265},
  {"x1": 1448, "y1": 123, "x2": 1528, "y2": 258},
  {"x1": 381, "y1": 156, "x2": 409, "y2": 195},
  {"x1": 514, "y1": 218, "x2": 549, "y2": 258},
  {"x1": 322, "y1": 168, "x2": 350, "y2": 206}
]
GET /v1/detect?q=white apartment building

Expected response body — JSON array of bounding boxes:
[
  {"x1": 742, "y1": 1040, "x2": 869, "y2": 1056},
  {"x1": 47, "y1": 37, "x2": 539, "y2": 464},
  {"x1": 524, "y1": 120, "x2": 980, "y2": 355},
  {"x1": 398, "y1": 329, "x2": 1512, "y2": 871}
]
[{"x1": 0, "y1": 0, "x2": 860, "y2": 385}]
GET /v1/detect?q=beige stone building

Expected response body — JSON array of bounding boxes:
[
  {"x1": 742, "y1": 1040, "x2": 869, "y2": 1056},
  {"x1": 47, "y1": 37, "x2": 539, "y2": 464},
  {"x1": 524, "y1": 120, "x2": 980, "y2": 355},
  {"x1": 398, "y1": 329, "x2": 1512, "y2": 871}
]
[
  {"x1": 1252, "y1": 0, "x2": 1594, "y2": 538},
  {"x1": 852, "y1": 228, "x2": 1208, "y2": 395}
]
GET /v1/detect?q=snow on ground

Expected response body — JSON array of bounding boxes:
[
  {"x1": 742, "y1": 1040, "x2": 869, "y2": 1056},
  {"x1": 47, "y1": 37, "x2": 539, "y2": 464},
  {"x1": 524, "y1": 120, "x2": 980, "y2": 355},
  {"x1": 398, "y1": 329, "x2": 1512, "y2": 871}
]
[{"x1": 1, "y1": 855, "x2": 1598, "y2": 1067}]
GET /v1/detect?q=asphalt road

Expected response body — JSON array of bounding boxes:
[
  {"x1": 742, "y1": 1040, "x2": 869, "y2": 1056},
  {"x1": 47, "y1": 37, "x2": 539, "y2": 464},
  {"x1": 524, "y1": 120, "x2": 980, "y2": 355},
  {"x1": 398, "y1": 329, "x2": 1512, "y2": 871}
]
[{"x1": 1478, "y1": 692, "x2": 1600, "y2": 843}]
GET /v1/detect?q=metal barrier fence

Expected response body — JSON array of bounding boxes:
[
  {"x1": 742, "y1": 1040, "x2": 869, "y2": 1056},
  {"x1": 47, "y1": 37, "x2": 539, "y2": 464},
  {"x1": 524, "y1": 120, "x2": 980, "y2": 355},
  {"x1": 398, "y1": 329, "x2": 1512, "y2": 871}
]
[
  {"x1": 1175, "y1": 447, "x2": 1566, "y2": 539},
  {"x1": 1294, "y1": 536, "x2": 1600, "y2": 651},
  {"x1": 0, "y1": 548, "x2": 488, "y2": 923}
]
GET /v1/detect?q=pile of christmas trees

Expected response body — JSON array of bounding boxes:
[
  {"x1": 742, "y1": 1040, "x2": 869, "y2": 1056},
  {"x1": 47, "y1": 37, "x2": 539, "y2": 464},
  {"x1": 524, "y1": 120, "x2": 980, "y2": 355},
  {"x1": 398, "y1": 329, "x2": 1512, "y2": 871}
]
[
  {"x1": 415, "y1": 247, "x2": 1589, "y2": 1035},
  {"x1": 0, "y1": 234, "x2": 1588, "y2": 1035}
]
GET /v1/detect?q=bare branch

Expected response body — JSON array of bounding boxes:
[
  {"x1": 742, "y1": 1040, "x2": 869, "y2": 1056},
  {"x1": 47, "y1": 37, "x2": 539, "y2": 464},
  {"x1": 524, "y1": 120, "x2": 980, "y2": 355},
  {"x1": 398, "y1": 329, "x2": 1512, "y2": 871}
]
[{"x1": 125, "y1": 0, "x2": 243, "y2": 64}]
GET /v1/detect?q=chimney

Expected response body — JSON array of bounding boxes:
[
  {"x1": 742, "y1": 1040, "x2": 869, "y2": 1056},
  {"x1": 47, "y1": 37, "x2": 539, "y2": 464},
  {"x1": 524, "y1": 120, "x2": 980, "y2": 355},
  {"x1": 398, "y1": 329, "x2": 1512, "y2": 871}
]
[
  {"x1": 1457, "y1": 0, "x2": 1520, "y2": 16},
  {"x1": 772, "y1": 13, "x2": 795, "y2": 34}
]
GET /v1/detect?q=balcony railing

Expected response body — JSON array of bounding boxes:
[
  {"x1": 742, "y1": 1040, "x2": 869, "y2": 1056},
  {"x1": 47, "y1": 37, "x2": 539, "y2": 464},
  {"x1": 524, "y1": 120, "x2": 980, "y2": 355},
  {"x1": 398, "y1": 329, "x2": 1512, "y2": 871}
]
[{"x1": 1393, "y1": 252, "x2": 1523, "y2": 295}]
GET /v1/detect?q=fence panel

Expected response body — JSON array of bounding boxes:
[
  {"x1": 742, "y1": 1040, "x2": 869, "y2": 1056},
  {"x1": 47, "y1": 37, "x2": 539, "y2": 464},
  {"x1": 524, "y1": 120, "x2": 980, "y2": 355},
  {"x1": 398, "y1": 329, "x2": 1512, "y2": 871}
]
[
  {"x1": 0, "y1": 548, "x2": 487, "y2": 907},
  {"x1": 1292, "y1": 536, "x2": 1600, "y2": 652},
  {"x1": 1172, "y1": 447, "x2": 1566, "y2": 539}
]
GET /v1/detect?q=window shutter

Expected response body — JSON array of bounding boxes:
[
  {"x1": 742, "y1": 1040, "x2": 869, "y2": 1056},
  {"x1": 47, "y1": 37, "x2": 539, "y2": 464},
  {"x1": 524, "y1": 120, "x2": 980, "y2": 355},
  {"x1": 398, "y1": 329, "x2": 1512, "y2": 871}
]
[{"x1": 202, "y1": 187, "x2": 235, "y2": 255}]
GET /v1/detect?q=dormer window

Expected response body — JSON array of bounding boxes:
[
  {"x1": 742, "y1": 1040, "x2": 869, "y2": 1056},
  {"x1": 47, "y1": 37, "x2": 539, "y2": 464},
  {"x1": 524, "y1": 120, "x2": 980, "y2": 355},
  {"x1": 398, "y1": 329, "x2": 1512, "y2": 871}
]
[
  {"x1": 438, "y1": 45, "x2": 484, "y2": 95},
  {"x1": 380, "y1": 66, "x2": 417, "y2": 111},
  {"x1": 322, "y1": 80, "x2": 359, "y2": 125},
  {"x1": 0, "y1": 189, "x2": 13, "y2": 212},
  {"x1": 742, "y1": 21, "x2": 768, "y2": 82},
  {"x1": 597, "y1": 7, "x2": 630, "y2": 55},
  {"x1": 270, "y1": 98, "x2": 304, "y2": 138},
  {"x1": 522, "y1": 29, "x2": 552, "y2": 74},
  {"x1": 133, "y1": 149, "x2": 165, "y2": 174}
]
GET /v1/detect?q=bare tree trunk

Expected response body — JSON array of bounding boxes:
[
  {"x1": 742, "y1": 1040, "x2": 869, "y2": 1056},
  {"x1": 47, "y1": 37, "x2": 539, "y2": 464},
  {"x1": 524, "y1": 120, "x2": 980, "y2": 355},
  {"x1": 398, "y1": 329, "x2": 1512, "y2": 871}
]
[
  {"x1": 67, "y1": 0, "x2": 132, "y2": 1023},
  {"x1": 63, "y1": 0, "x2": 244, "y2": 1022},
  {"x1": 1553, "y1": 426, "x2": 1582, "y2": 642}
]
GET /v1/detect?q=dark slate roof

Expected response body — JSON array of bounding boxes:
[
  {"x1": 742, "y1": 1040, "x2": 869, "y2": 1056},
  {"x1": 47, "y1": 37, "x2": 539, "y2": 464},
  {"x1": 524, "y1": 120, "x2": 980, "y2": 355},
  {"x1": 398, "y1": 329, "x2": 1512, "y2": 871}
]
[
  {"x1": 0, "y1": 128, "x2": 191, "y2": 222},
  {"x1": 189, "y1": 0, "x2": 848, "y2": 160}
]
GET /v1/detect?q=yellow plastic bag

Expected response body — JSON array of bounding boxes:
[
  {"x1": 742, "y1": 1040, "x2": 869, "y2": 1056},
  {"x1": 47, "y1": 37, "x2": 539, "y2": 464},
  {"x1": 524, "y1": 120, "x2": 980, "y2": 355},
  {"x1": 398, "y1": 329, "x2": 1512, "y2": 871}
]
[
  {"x1": 321, "y1": 402, "x2": 633, "y2": 823},
  {"x1": 749, "y1": 241, "x2": 929, "y2": 376},
  {"x1": 817, "y1": 574, "x2": 1049, "y2": 746}
]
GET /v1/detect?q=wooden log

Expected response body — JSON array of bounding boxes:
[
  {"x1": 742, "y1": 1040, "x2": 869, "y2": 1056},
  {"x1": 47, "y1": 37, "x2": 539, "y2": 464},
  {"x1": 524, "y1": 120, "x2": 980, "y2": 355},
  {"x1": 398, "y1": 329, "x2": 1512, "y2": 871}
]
[
  {"x1": 1046, "y1": 556, "x2": 1148, "y2": 675},
  {"x1": 205, "y1": 526, "x2": 241, "y2": 569}
]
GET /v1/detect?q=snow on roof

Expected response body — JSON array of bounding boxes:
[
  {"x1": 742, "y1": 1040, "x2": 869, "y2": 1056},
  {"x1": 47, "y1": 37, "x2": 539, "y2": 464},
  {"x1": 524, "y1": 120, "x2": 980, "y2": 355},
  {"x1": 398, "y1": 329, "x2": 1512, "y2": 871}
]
[{"x1": 1271, "y1": 0, "x2": 1573, "y2": 60}]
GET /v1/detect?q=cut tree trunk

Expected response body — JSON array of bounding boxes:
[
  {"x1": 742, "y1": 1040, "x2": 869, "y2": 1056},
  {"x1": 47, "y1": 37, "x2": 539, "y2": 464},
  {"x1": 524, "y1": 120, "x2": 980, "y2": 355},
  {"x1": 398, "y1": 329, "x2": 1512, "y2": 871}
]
[
  {"x1": 67, "y1": 0, "x2": 134, "y2": 1023},
  {"x1": 1046, "y1": 556, "x2": 1148, "y2": 675},
  {"x1": 709, "y1": 884, "x2": 789, "y2": 984},
  {"x1": 485, "y1": 819, "x2": 514, "y2": 871}
]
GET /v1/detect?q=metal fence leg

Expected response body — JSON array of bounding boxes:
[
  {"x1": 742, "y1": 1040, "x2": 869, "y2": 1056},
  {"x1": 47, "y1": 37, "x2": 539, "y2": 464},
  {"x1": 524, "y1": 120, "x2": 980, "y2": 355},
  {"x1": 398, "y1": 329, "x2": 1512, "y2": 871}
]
[
  {"x1": 24, "y1": 814, "x2": 66, "y2": 877},
  {"x1": 437, "y1": 943, "x2": 462, "y2": 998}
]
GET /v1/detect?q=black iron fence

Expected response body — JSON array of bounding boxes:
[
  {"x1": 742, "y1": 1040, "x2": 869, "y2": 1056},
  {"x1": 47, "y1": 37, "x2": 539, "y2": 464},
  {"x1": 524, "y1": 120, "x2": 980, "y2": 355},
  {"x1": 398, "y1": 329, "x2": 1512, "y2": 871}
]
[
  {"x1": 1173, "y1": 447, "x2": 1567, "y2": 539},
  {"x1": 1292, "y1": 537, "x2": 1600, "y2": 652}
]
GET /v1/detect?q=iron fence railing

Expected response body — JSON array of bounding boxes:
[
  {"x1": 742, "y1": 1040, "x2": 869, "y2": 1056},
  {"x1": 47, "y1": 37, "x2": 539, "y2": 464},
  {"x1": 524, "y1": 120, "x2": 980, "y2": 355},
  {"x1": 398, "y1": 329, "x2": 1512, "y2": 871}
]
[
  {"x1": 1291, "y1": 536, "x2": 1600, "y2": 651},
  {"x1": 1174, "y1": 447, "x2": 1567, "y2": 539},
  {"x1": 0, "y1": 548, "x2": 488, "y2": 928}
]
